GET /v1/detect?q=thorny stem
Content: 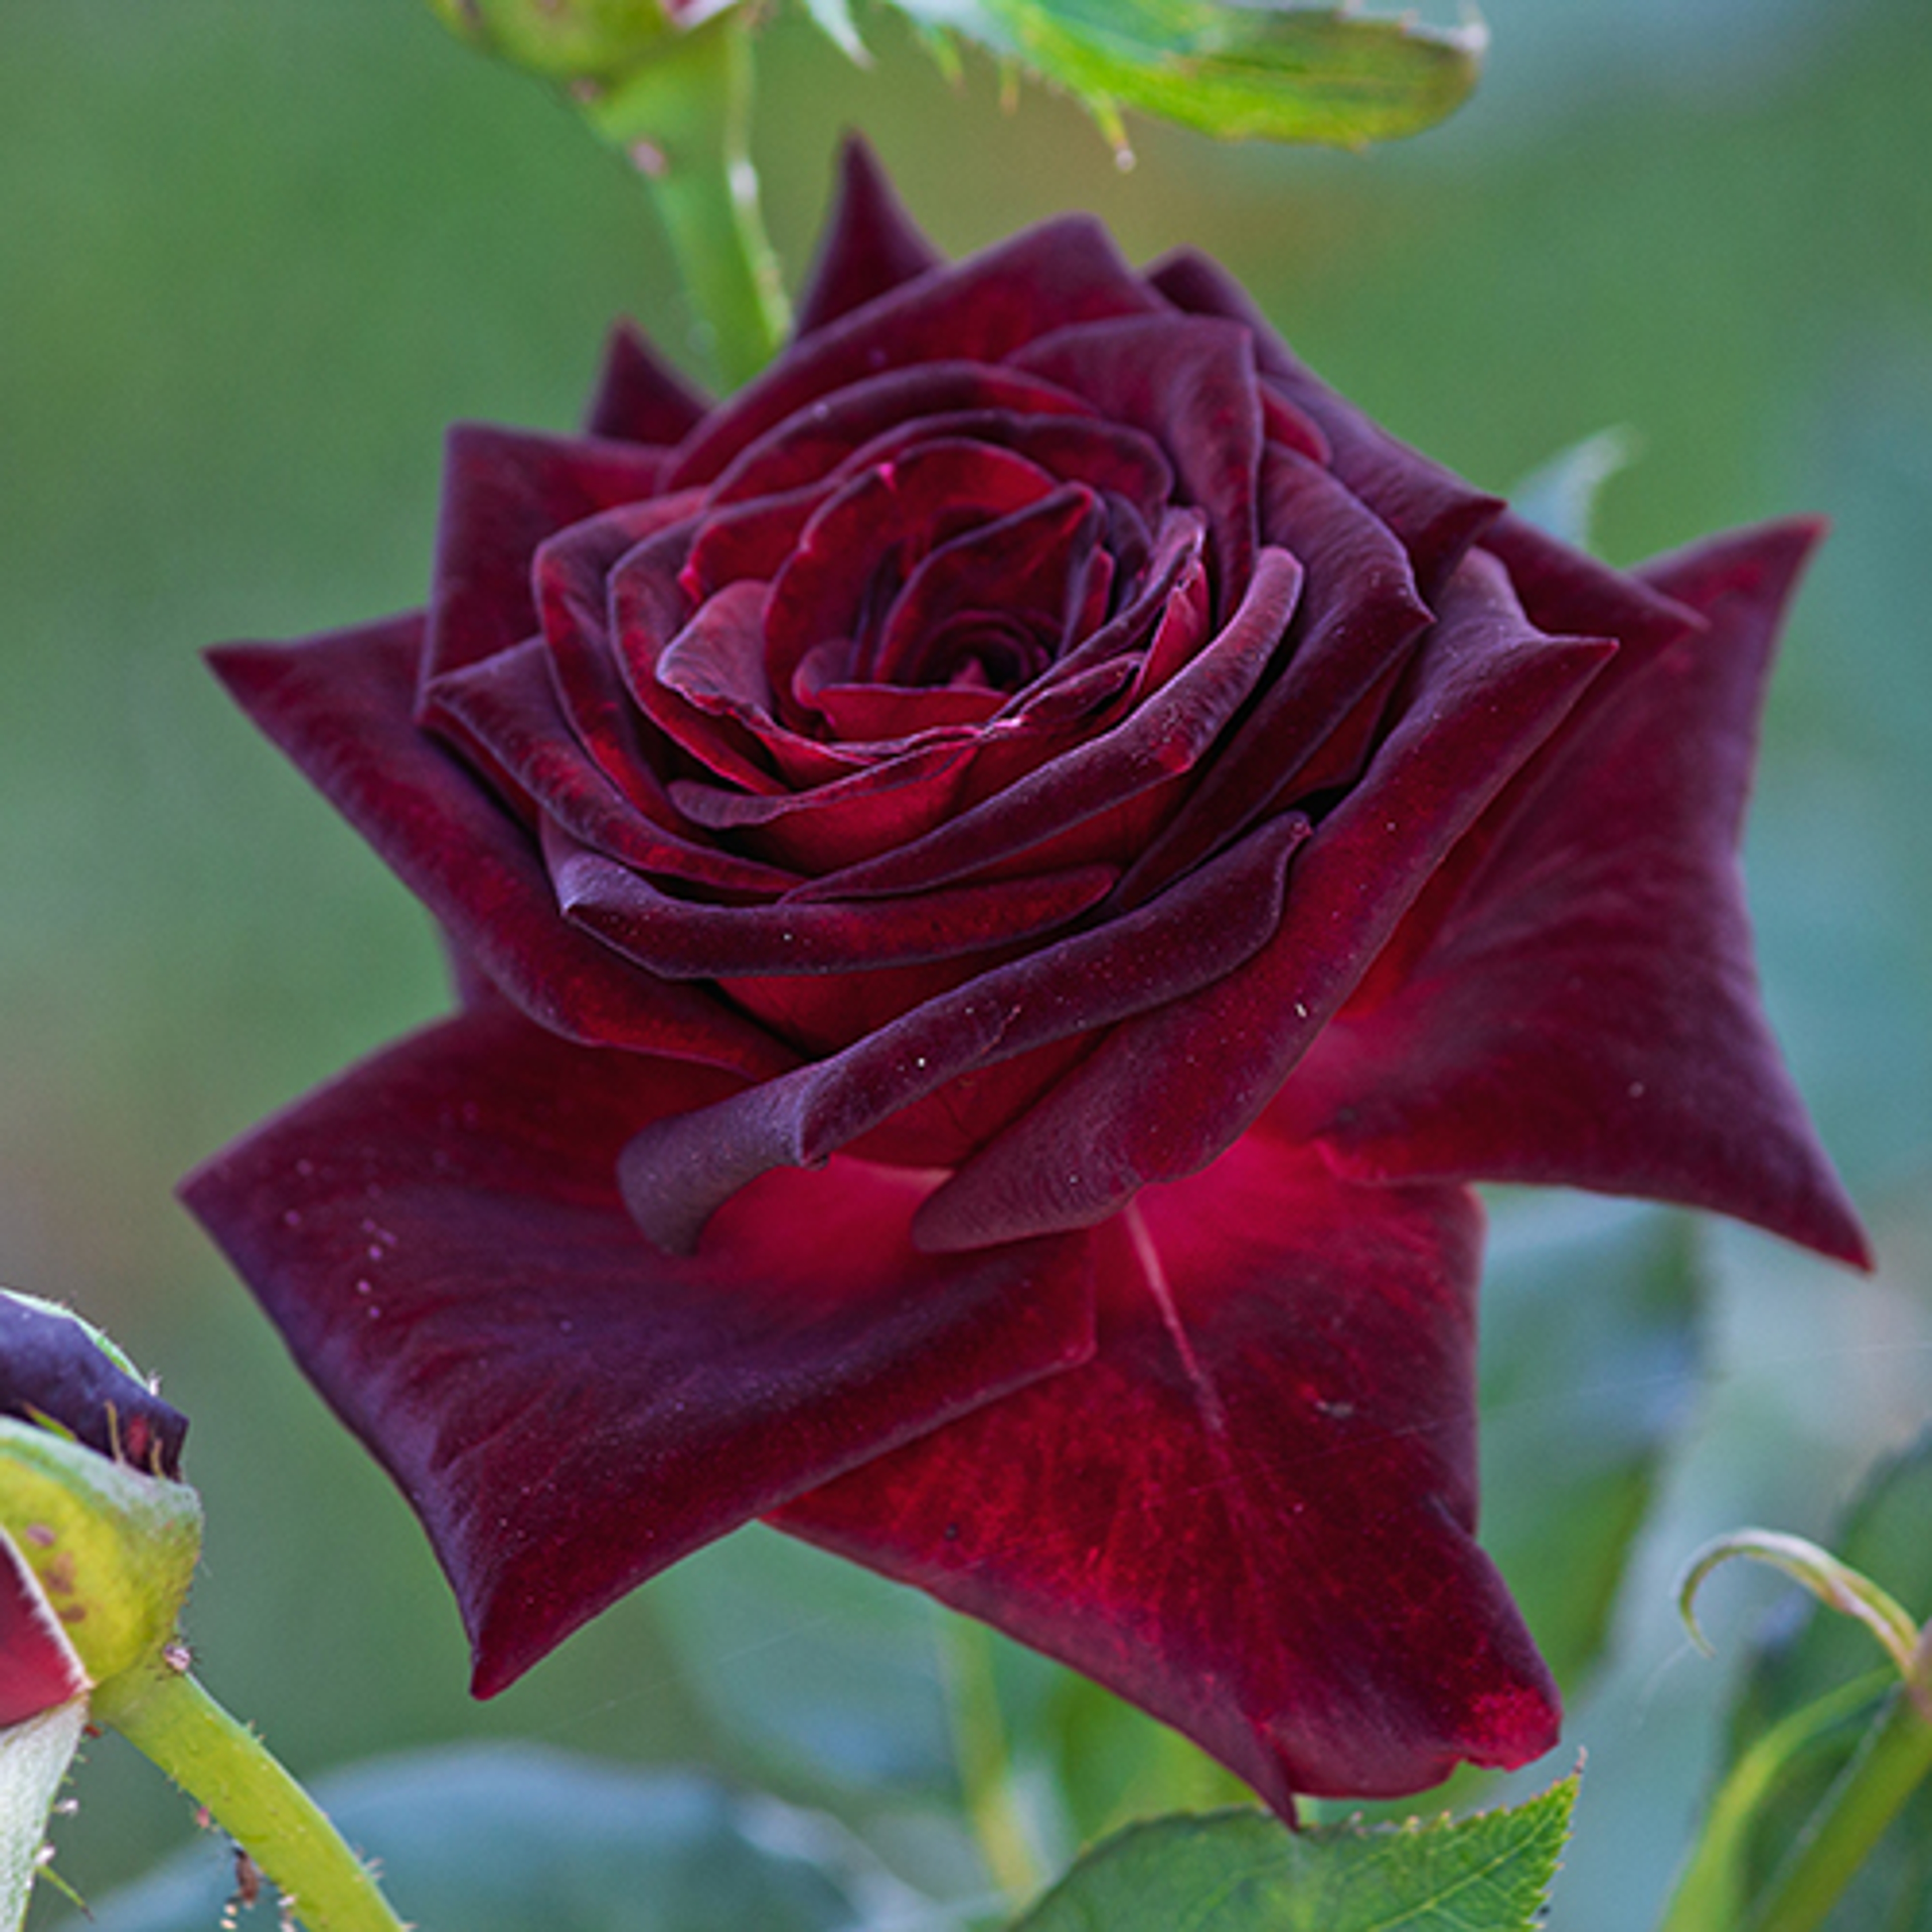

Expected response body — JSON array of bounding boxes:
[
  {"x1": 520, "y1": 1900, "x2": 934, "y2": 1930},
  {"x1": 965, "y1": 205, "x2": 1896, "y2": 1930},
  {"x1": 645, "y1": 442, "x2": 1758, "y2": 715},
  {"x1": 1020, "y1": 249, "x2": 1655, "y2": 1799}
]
[{"x1": 90, "y1": 1661, "x2": 409, "y2": 1932}]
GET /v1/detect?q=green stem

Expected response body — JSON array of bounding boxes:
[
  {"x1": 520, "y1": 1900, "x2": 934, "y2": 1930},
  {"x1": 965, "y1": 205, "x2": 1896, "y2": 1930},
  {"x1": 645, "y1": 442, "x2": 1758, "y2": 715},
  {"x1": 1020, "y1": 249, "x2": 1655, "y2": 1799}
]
[
  {"x1": 1745, "y1": 1681, "x2": 1932, "y2": 1932},
  {"x1": 939, "y1": 1615, "x2": 1048, "y2": 1908},
  {"x1": 581, "y1": 15, "x2": 789, "y2": 388},
  {"x1": 1655, "y1": 1671, "x2": 1889, "y2": 1932},
  {"x1": 90, "y1": 1662, "x2": 409, "y2": 1932}
]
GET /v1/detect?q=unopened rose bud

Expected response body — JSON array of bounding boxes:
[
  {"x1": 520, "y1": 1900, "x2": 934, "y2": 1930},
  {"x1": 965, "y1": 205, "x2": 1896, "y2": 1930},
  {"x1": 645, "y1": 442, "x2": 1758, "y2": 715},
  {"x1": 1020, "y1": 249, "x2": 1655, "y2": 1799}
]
[
  {"x1": 0, "y1": 1291, "x2": 186, "y2": 1478},
  {"x1": 423, "y1": 0, "x2": 736, "y2": 83},
  {"x1": 0, "y1": 1295, "x2": 199, "y2": 1696}
]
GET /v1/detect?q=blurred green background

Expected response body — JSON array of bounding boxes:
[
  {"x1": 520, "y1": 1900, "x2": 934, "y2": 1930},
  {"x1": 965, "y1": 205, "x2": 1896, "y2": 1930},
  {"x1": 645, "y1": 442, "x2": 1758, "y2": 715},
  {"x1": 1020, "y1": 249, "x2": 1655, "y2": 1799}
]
[{"x1": 3, "y1": 1, "x2": 1930, "y2": 1925}]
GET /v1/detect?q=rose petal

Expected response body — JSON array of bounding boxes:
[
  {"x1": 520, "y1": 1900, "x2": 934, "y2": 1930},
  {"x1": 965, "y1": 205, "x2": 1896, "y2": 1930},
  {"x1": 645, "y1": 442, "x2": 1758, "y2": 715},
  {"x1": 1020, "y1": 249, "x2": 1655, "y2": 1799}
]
[
  {"x1": 207, "y1": 620, "x2": 791, "y2": 1075},
  {"x1": 582, "y1": 320, "x2": 710, "y2": 444},
  {"x1": 915, "y1": 552, "x2": 1614, "y2": 1250},
  {"x1": 179, "y1": 1006, "x2": 1097, "y2": 1697},
  {"x1": 422, "y1": 425, "x2": 667, "y2": 690},
  {"x1": 789, "y1": 535, "x2": 1286, "y2": 902},
  {"x1": 707, "y1": 364, "x2": 1098, "y2": 510},
  {"x1": 668, "y1": 219, "x2": 1162, "y2": 489},
  {"x1": 678, "y1": 749, "x2": 1011, "y2": 881},
  {"x1": 794, "y1": 137, "x2": 945, "y2": 336},
  {"x1": 618, "y1": 809, "x2": 1313, "y2": 1252},
  {"x1": 835, "y1": 409, "x2": 1173, "y2": 532},
  {"x1": 546, "y1": 818, "x2": 1114, "y2": 978},
  {"x1": 776, "y1": 1135, "x2": 1559, "y2": 1809},
  {"x1": 1149, "y1": 251, "x2": 1502, "y2": 597},
  {"x1": 869, "y1": 485, "x2": 1106, "y2": 690},
  {"x1": 762, "y1": 440, "x2": 1066, "y2": 711},
  {"x1": 1277, "y1": 519, "x2": 1870, "y2": 1266},
  {"x1": 426, "y1": 638, "x2": 801, "y2": 897},
  {"x1": 1116, "y1": 443, "x2": 1435, "y2": 905},
  {"x1": 1014, "y1": 313, "x2": 1263, "y2": 603},
  {"x1": 0, "y1": 1534, "x2": 89, "y2": 1725}
]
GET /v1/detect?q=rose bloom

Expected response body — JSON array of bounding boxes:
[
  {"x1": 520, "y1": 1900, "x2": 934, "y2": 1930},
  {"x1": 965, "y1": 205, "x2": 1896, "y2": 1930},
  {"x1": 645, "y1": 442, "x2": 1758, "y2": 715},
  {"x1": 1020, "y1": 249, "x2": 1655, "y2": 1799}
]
[{"x1": 184, "y1": 145, "x2": 1865, "y2": 1810}]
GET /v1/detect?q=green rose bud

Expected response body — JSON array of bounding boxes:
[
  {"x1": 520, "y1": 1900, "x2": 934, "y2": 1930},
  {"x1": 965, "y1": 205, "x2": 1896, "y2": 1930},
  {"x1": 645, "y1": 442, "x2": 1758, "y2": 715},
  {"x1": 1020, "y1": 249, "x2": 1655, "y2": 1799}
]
[
  {"x1": 423, "y1": 0, "x2": 734, "y2": 84},
  {"x1": 0, "y1": 1421, "x2": 201, "y2": 1695}
]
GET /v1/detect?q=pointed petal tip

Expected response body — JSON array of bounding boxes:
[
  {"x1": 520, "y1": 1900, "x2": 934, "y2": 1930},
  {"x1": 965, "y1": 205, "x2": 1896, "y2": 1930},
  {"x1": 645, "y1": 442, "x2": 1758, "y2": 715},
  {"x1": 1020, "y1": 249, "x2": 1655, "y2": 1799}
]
[
  {"x1": 1639, "y1": 512, "x2": 1829, "y2": 614},
  {"x1": 793, "y1": 135, "x2": 945, "y2": 338},
  {"x1": 583, "y1": 320, "x2": 711, "y2": 444}
]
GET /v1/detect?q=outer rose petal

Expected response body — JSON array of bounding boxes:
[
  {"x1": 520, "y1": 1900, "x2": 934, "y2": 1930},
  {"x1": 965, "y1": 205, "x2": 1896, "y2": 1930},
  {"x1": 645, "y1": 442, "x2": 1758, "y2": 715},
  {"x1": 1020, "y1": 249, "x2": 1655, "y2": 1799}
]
[
  {"x1": 915, "y1": 552, "x2": 1615, "y2": 1251},
  {"x1": 617, "y1": 809, "x2": 1313, "y2": 1251},
  {"x1": 667, "y1": 219, "x2": 1162, "y2": 489},
  {"x1": 206, "y1": 619, "x2": 792, "y2": 1077},
  {"x1": 794, "y1": 138, "x2": 945, "y2": 336},
  {"x1": 1278, "y1": 520, "x2": 1870, "y2": 1265},
  {"x1": 422, "y1": 426, "x2": 669, "y2": 689},
  {"x1": 180, "y1": 1008, "x2": 1096, "y2": 1696},
  {"x1": 583, "y1": 320, "x2": 710, "y2": 444},
  {"x1": 1148, "y1": 251, "x2": 1502, "y2": 597},
  {"x1": 776, "y1": 1132, "x2": 1558, "y2": 1810}
]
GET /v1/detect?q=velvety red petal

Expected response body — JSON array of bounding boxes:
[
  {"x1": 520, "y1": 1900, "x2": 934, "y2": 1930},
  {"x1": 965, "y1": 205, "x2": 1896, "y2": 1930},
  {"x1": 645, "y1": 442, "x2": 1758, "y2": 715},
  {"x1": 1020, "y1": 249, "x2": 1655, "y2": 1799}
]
[
  {"x1": 776, "y1": 1136, "x2": 1559, "y2": 1809},
  {"x1": 706, "y1": 363, "x2": 1097, "y2": 509},
  {"x1": 207, "y1": 620, "x2": 791, "y2": 1077},
  {"x1": 867, "y1": 486, "x2": 1105, "y2": 693},
  {"x1": 1117, "y1": 444, "x2": 1434, "y2": 906},
  {"x1": 426, "y1": 638, "x2": 800, "y2": 897},
  {"x1": 762, "y1": 441, "x2": 1063, "y2": 710},
  {"x1": 582, "y1": 320, "x2": 711, "y2": 445},
  {"x1": 915, "y1": 553, "x2": 1613, "y2": 1251},
  {"x1": 1148, "y1": 251, "x2": 1502, "y2": 598},
  {"x1": 0, "y1": 1534, "x2": 88, "y2": 1725},
  {"x1": 618, "y1": 810, "x2": 1312, "y2": 1253},
  {"x1": 668, "y1": 734, "x2": 984, "y2": 875},
  {"x1": 1279, "y1": 520, "x2": 1870, "y2": 1266},
  {"x1": 668, "y1": 219, "x2": 1162, "y2": 489},
  {"x1": 788, "y1": 538, "x2": 1287, "y2": 902},
  {"x1": 180, "y1": 1007, "x2": 1097, "y2": 1696},
  {"x1": 1014, "y1": 314, "x2": 1263, "y2": 603},
  {"x1": 546, "y1": 818, "x2": 1114, "y2": 978},
  {"x1": 422, "y1": 426, "x2": 667, "y2": 690},
  {"x1": 793, "y1": 137, "x2": 945, "y2": 336}
]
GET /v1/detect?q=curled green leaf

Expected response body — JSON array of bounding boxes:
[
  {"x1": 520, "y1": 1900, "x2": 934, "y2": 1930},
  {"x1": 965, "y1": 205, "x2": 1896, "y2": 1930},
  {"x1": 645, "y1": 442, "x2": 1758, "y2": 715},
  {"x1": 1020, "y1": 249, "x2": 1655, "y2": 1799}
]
[
  {"x1": 1677, "y1": 1529, "x2": 1922, "y2": 1684},
  {"x1": 890, "y1": 0, "x2": 1486, "y2": 150}
]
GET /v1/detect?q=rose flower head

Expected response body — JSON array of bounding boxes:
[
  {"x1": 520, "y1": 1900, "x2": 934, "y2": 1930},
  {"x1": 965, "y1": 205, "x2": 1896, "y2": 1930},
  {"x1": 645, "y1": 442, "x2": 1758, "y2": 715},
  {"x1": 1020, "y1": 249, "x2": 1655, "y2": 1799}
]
[{"x1": 183, "y1": 144, "x2": 1865, "y2": 1811}]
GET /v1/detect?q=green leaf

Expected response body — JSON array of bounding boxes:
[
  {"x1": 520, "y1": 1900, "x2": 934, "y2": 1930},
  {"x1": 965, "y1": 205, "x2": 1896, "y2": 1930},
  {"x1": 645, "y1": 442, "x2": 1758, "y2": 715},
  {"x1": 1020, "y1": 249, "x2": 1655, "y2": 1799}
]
[
  {"x1": 882, "y1": 0, "x2": 1485, "y2": 150},
  {"x1": 59, "y1": 1746, "x2": 894, "y2": 1932},
  {"x1": 1507, "y1": 427, "x2": 1638, "y2": 552},
  {"x1": 1477, "y1": 1198, "x2": 1708, "y2": 1696},
  {"x1": 1011, "y1": 1775, "x2": 1578, "y2": 1932},
  {"x1": 1710, "y1": 1430, "x2": 1932, "y2": 1929}
]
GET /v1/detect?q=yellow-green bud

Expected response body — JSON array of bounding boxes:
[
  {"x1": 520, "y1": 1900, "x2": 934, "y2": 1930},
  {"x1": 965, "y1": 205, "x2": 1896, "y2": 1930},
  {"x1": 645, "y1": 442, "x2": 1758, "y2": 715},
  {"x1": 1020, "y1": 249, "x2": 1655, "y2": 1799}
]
[
  {"x1": 0, "y1": 1421, "x2": 200, "y2": 1693},
  {"x1": 423, "y1": 0, "x2": 735, "y2": 85}
]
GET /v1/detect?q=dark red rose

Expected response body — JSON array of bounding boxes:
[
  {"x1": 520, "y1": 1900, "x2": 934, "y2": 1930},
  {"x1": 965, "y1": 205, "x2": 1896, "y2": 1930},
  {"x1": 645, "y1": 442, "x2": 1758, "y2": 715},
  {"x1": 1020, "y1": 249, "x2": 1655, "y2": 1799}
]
[{"x1": 183, "y1": 145, "x2": 1865, "y2": 1809}]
